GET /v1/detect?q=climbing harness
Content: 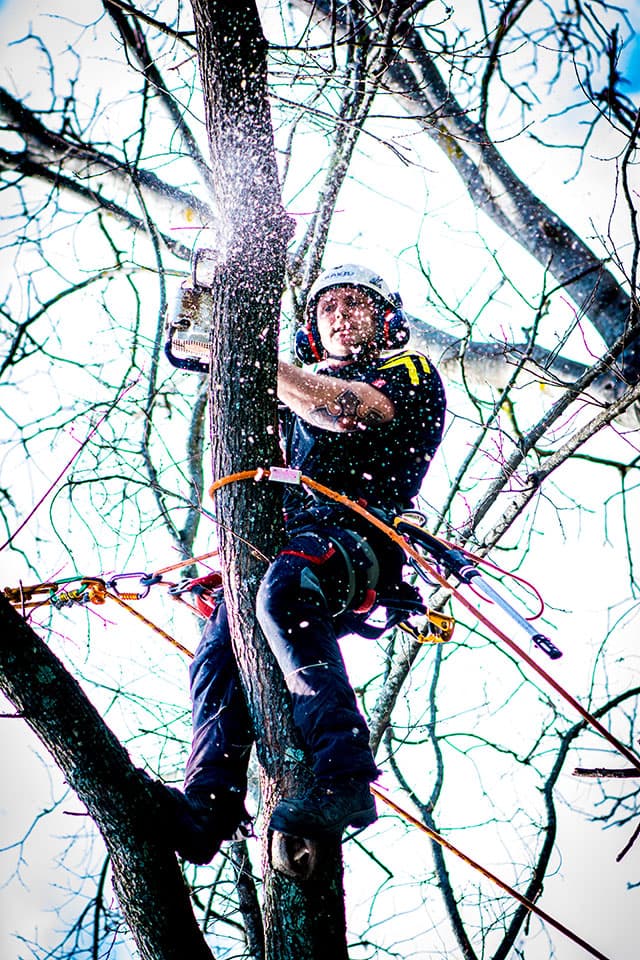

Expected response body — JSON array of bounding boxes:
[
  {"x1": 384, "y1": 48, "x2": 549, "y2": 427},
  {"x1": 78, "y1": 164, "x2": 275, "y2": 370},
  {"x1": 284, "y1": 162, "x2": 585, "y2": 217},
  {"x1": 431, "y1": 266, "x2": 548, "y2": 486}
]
[
  {"x1": 280, "y1": 519, "x2": 452, "y2": 641},
  {"x1": 211, "y1": 467, "x2": 455, "y2": 644},
  {"x1": 209, "y1": 466, "x2": 640, "y2": 775},
  {"x1": 371, "y1": 784, "x2": 612, "y2": 960}
]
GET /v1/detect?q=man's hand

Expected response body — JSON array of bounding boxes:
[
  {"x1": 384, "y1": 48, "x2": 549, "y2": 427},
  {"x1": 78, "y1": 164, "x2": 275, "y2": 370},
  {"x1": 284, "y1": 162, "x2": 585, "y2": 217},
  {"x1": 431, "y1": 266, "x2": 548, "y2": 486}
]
[{"x1": 277, "y1": 360, "x2": 394, "y2": 433}]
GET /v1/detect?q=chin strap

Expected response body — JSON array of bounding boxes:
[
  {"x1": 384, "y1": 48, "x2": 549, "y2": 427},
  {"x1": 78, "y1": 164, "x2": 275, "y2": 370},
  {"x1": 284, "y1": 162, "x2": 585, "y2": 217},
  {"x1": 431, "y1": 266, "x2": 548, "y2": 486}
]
[{"x1": 323, "y1": 343, "x2": 377, "y2": 363}]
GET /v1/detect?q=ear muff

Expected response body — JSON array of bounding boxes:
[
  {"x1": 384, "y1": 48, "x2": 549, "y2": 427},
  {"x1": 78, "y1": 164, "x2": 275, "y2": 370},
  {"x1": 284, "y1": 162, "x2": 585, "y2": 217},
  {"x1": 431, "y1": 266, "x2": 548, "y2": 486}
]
[
  {"x1": 294, "y1": 321, "x2": 326, "y2": 364},
  {"x1": 379, "y1": 302, "x2": 410, "y2": 349}
]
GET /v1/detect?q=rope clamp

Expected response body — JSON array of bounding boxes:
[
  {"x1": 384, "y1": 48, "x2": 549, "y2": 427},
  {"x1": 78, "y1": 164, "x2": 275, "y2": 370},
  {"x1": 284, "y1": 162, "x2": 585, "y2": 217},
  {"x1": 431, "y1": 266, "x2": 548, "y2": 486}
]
[{"x1": 168, "y1": 578, "x2": 194, "y2": 597}]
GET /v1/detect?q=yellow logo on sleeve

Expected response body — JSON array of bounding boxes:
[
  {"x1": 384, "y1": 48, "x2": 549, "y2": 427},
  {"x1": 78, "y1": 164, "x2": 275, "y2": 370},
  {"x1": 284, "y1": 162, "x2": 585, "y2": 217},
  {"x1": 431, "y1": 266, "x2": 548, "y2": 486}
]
[{"x1": 378, "y1": 352, "x2": 431, "y2": 385}]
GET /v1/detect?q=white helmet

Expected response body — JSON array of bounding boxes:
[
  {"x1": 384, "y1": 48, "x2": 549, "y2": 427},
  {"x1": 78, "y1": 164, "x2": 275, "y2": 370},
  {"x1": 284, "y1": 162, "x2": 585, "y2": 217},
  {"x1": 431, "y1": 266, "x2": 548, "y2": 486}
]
[{"x1": 306, "y1": 264, "x2": 397, "y2": 314}]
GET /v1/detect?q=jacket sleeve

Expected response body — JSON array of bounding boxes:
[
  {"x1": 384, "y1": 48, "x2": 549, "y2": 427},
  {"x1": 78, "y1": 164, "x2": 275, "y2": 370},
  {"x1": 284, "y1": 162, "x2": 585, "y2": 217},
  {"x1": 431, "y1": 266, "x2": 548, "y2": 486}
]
[{"x1": 373, "y1": 351, "x2": 446, "y2": 450}]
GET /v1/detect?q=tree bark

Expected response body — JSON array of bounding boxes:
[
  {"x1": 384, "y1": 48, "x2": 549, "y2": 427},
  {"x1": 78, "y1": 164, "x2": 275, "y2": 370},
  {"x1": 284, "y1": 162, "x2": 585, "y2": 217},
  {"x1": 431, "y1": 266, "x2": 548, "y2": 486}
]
[
  {"x1": 0, "y1": 595, "x2": 213, "y2": 960},
  {"x1": 189, "y1": 1, "x2": 349, "y2": 956}
]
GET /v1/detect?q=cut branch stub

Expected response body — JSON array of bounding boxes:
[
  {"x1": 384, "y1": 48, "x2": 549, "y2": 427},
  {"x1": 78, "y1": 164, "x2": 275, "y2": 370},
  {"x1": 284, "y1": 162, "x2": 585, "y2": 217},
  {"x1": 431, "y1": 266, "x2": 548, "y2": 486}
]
[{"x1": 269, "y1": 830, "x2": 321, "y2": 880}]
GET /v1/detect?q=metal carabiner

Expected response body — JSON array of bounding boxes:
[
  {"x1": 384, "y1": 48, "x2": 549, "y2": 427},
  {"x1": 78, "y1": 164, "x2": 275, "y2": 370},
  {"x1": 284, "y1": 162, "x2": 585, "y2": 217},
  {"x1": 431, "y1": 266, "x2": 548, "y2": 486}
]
[{"x1": 107, "y1": 572, "x2": 158, "y2": 600}]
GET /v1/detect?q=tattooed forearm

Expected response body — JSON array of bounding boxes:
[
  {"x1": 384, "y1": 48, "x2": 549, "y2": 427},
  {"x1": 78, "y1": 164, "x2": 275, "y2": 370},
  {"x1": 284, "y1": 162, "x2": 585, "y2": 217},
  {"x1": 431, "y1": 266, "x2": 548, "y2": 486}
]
[
  {"x1": 277, "y1": 360, "x2": 395, "y2": 432},
  {"x1": 310, "y1": 389, "x2": 386, "y2": 431}
]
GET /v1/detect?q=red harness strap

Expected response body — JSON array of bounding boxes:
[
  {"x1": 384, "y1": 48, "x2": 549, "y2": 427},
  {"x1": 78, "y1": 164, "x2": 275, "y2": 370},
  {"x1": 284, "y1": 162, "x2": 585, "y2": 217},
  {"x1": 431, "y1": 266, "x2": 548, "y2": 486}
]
[{"x1": 279, "y1": 545, "x2": 337, "y2": 565}]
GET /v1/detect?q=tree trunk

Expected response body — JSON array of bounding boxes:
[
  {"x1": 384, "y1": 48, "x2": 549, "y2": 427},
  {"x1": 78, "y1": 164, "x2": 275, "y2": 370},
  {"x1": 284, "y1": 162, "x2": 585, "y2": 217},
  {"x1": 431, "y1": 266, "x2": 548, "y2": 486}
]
[
  {"x1": 189, "y1": 2, "x2": 349, "y2": 956},
  {"x1": 0, "y1": 596, "x2": 213, "y2": 960}
]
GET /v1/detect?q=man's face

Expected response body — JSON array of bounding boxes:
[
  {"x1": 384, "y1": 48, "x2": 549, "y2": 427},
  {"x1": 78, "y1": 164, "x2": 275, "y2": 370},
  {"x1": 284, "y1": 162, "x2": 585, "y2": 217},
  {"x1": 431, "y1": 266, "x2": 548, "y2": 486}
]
[{"x1": 315, "y1": 285, "x2": 378, "y2": 357}]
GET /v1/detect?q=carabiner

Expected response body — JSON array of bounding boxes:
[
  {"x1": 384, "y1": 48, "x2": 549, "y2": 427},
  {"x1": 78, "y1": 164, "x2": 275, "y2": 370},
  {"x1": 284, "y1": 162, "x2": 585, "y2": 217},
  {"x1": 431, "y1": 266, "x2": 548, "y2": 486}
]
[{"x1": 107, "y1": 572, "x2": 157, "y2": 599}]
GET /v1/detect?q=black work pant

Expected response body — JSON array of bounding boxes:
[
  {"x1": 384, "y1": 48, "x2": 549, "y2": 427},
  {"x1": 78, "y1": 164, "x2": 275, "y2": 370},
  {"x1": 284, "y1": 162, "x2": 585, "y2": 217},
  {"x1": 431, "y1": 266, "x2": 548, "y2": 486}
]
[{"x1": 183, "y1": 526, "x2": 397, "y2": 798}]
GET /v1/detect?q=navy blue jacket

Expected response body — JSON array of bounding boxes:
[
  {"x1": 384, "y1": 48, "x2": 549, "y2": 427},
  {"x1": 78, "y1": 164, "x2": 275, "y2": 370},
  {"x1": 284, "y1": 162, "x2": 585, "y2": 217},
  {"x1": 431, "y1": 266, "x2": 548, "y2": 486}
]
[{"x1": 282, "y1": 349, "x2": 446, "y2": 520}]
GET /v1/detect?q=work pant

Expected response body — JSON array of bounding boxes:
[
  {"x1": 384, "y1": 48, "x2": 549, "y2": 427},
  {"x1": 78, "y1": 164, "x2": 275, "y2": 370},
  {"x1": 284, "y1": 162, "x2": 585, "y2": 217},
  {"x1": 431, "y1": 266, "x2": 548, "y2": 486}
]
[{"x1": 183, "y1": 525, "x2": 401, "y2": 798}]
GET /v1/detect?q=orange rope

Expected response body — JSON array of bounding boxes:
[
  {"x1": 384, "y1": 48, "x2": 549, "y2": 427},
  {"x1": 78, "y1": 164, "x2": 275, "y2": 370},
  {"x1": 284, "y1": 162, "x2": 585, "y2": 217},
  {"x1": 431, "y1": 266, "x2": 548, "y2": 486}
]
[
  {"x1": 371, "y1": 785, "x2": 612, "y2": 960},
  {"x1": 209, "y1": 468, "x2": 640, "y2": 774},
  {"x1": 4, "y1": 563, "x2": 211, "y2": 659},
  {"x1": 170, "y1": 593, "x2": 208, "y2": 618},
  {"x1": 105, "y1": 592, "x2": 194, "y2": 659},
  {"x1": 210, "y1": 469, "x2": 265, "y2": 494},
  {"x1": 152, "y1": 549, "x2": 219, "y2": 577}
]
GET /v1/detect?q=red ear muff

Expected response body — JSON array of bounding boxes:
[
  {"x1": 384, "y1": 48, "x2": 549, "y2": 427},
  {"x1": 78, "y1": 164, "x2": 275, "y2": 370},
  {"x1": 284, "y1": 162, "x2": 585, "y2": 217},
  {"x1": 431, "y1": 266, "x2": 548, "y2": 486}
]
[
  {"x1": 295, "y1": 285, "x2": 410, "y2": 361},
  {"x1": 379, "y1": 307, "x2": 410, "y2": 349},
  {"x1": 294, "y1": 322, "x2": 326, "y2": 364},
  {"x1": 382, "y1": 312, "x2": 391, "y2": 346}
]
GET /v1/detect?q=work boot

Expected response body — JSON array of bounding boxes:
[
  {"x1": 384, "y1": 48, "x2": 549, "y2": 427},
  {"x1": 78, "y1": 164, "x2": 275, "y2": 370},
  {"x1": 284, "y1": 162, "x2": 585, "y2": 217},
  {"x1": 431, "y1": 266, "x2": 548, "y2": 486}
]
[
  {"x1": 165, "y1": 784, "x2": 248, "y2": 865},
  {"x1": 269, "y1": 777, "x2": 377, "y2": 840}
]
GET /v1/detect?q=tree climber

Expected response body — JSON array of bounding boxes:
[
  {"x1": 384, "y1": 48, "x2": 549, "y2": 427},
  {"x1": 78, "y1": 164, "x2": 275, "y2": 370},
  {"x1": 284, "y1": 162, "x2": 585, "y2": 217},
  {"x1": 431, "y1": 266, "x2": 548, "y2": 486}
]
[{"x1": 169, "y1": 264, "x2": 447, "y2": 864}]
